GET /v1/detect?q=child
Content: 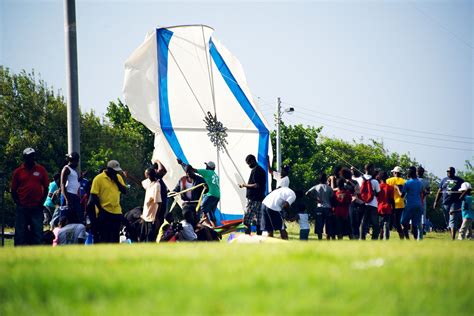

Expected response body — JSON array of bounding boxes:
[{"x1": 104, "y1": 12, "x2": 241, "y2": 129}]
[
  {"x1": 458, "y1": 182, "x2": 472, "y2": 240},
  {"x1": 376, "y1": 171, "x2": 395, "y2": 240},
  {"x1": 332, "y1": 178, "x2": 352, "y2": 240},
  {"x1": 294, "y1": 190, "x2": 310, "y2": 241}
]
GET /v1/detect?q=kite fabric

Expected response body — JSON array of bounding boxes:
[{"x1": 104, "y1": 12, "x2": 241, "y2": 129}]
[{"x1": 123, "y1": 25, "x2": 273, "y2": 222}]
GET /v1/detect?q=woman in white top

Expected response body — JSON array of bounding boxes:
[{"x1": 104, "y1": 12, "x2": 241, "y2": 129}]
[{"x1": 61, "y1": 152, "x2": 82, "y2": 223}]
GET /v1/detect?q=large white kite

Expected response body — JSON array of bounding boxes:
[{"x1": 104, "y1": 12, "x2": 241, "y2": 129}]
[{"x1": 123, "y1": 25, "x2": 272, "y2": 222}]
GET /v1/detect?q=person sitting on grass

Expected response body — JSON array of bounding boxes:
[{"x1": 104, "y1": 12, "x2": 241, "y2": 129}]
[
  {"x1": 157, "y1": 212, "x2": 175, "y2": 243},
  {"x1": 56, "y1": 215, "x2": 87, "y2": 246},
  {"x1": 178, "y1": 211, "x2": 197, "y2": 241},
  {"x1": 458, "y1": 182, "x2": 472, "y2": 240},
  {"x1": 376, "y1": 171, "x2": 395, "y2": 240},
  {"x1": 332, "y1": 178, "x2": 352, "y2": 240},
  {"x1": 261, "y1": 187, "x2": 296, "y2": 240}
]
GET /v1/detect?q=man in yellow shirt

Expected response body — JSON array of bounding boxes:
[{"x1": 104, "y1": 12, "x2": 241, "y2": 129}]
[
  {"x1": 386, "y1": 166, "x2": 406, "y2": 239},
  {"x1": 89, "y1": 160, "x2": 127, "y2": 243}
]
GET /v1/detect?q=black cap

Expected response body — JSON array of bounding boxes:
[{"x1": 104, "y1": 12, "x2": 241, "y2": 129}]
[
  {"x1": 447, "y1": 167, "x2": 455, "y2": 173},
  {"x1": 66, "y1": 152, "x2": 80, "y2": 161}
]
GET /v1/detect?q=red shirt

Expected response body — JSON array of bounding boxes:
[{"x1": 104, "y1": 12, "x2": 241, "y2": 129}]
[
  {"x1": 333, "y1": 189, "x2": 352, "y2": 217},
  {"x1": 377, "y1": 183, "x2": 394, "y2": 215},
  {"x1": 11, "y1": 163, "x2": 49, "y2": 207}
]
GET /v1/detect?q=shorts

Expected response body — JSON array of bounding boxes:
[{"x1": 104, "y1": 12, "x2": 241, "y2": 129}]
[
  {"x1": 261, "y1": 205, "x2": 285, "y2": 232},
  {"x1": 243, "y1": 200, "x2": 263, "y2": 227}
]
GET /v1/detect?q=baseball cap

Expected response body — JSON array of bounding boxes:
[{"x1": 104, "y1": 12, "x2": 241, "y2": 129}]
[
  {"x1": 23, "y1": 147, "x2": 35, "y2": 156},
  {"x1": 460, "y1": 182, "x2": 471, "y2": 191},
  {"x1": 107, "y1": 160, "x2": 122, "y2": 172},
  {"x1": 447, "y1": 167, "x2": 456, "y2": 173},
  {"x1": 65, "y1": 152, "x2": 80, "y2": 161},
  {"x1": 391, "y1": 166, "x2": 403, "y2": 173},
  {"x1": 204, "y1": 161, "x2": 216, "y2": 169}
]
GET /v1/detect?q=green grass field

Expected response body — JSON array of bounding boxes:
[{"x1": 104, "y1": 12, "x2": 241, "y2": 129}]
[{"x1": 0, "y1": 225, "x2": 473, "y2": 315}]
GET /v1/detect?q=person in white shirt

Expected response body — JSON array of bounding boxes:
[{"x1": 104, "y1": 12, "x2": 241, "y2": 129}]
[
  {"x1": 355, "y1": 163, "x2": 381, "y2": 240},
  {"x1": 179, "y1": 210, "x2": 197, "y2": 241},
  {"x1": 140, "y1": 167, "x2": 162, "y2": 242},
  {"x1": 267, "y1": 157, "x2": 290, "y2": 189},
  {"x1": 261, "y1": 187, "x2": 296, "y2": 239},
  {"x1": 60, "y1": 152, "x2": 82, "y2": 223}
]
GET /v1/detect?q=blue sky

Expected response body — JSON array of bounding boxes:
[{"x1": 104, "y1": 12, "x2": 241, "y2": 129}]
[{"x1": 1, "y1": 0, "x2": 473, "y2": 178}]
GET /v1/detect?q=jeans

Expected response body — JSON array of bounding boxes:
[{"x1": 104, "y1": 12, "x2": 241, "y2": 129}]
[
  {"x1": 379, "y1": 214, "x2": 391, "y2": 240},
  {"x1": 314, "y1": 207, "x2": 331, "y2": 239},
  {"x1": 300, "y1": 229, "x2": 310, "y2": 240},
  {"x1": 401, "y1": 205, "x2": 423, "y2": 240},
  {"x1": 443, "y1": 202, "x2": 462, "y2": 229},
  {"x1": 360, "y1": 205, "x2": 379, "y2": 240},
  {"x1": 62, "y1": 192, "x2": 83, "y2": 223},
  {"x1": 14, "y1": 206, "x2": 44, "y2": 246},
  {"x1": 201, "y1": 195, "x2": 219, "y2": 224},
  {"x1": 349, "y1": 203, "x2": 364, "y2": 239},
  {"x1": 392, "y1": 208, "x2": 405, "y2": 239}
]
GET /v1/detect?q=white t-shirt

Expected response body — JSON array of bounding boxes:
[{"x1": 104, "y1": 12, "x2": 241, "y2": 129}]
[
  {"x1": 298, "y1": 213, "x2": 310, "y2": 230},
  {"x1": 356, "y1": 175, "x2": 380, "y2": 208},
  {"x1": 185, "y1": 180, "x2": 193, "y2": 200},
  {"x1": 58, "y1": 223, "x2": 87, "y2": 245},
  {"x1": 262, "y1": 187, "x2": 296, "y2": 212},
  {"x1": 272, "y1": 171, "x2": 290, "y2": 188},
  {"x1": 141, "y1": 180, "x2": 162, "y2": 222}
]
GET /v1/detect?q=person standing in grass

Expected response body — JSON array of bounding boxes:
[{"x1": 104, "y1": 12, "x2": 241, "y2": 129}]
[
  {"x1": 401, "y1": 167, "x2": 423, "y2": 240},
  {"x1": 458, "y1": 182, "x2": 472, "y2": 240},
  {"x1": 11, "y1": 148, "x2": 49, "y2": 246},
  {"x1": 240, "y1": 154, "x2": 267, "y2": 235},
  {"x1": 88, "y1": 160, "x2": 127, "y2": 243},
  {"x1": 43, "y1": 173, "x2": 60, "y2": 225},
  {"x1": 293, "y1": 190, "x2": 310, "y2": 240},
  {"x1": 61, "y1": 152, "x2": 82, "y2": 223},
  {"x1": 140, "y1": 167, "x2": 162, "y2": 242},
  {"x1": 376, "y1": 171, "x2": 395, "y2": 240},
  {"x1": 306, "y1": 173, "x2": 333, "y2": 240},
  {"x1": 417, "y1": 166, "x2": 430, "y2": 239},
  {"x1": 433, "y1": 167, "x2": 464, "y2": 240},
  {"x1": 348, "y1": 167, "x2": 364, "y2": 239},
  {"x1": 387, "y1": 166, "x2": 406, "y2": 239},
  {"x1": 356, "y1": 163, "x2": 381, "y2": 240},
  {"x1": 332, "y1": 178, "x2": 352, "y2": 240}
]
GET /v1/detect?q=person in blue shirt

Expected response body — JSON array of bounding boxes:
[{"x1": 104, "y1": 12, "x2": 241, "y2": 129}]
[
  {"x1": 458, "y1": 182, "x2": 472, "y2": 240},
  {"x1": 401, "y1": 166, "x2": 423, "y2": 240},
  {"x1": 433, "y1": 167, "x2": 464, "y2": 240},
  {"x1": 43, "y1": 173, "x2": 60, "y2": 225}
]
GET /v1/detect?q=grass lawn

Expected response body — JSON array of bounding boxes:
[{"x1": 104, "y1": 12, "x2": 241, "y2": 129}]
[{"x1": 0, "y1": 224, "x2": 472, "y2": 315}]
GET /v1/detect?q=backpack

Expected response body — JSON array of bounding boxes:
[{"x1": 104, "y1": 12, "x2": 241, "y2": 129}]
[{"x1": 360, "y1": 177, "x2": 375, "y2": 203}]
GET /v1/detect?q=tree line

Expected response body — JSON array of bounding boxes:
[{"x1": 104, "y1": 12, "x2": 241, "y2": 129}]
[{"x1": 1, "y1": 66, "x2": 472, "y2": 228}]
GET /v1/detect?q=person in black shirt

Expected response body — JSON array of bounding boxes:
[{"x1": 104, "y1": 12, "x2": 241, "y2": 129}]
[{"x1": 239, "y1": 154, "x2": 267, "y2": 235}]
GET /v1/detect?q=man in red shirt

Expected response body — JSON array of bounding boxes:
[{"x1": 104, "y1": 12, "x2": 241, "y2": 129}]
[
  {"x1": 333, "y1": 179, "x2": 352, "y2": 240},
  {"x1": 11, "y1": 148, "x2": 49, "y2": 246},
  {"x1": 376, "y1": 171, "x2": 395, "y2": 240}
]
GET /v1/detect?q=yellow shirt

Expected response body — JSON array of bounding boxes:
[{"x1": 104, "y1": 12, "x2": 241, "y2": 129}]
[
  {"x1": 386, "y1": 177, "x2": 406, "y2": 209},
  {"x1": 90, "y1": 171, "x2": 125, "y2": 214}
]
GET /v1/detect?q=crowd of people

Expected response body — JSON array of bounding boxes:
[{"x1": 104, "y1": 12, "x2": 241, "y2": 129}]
[{"x1": 9, "y1": 147, "x2": 473, "y2": 246}]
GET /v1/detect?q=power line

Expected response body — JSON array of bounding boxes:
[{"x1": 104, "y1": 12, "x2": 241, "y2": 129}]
[
  {"x1": 293, "y1": 107, "x2": 474, "y2": 145},
  {"x1": 290, "y1": 113, "x2": 474, "y2": 152},
  {"x1": 281, "y1": 101, "x2": 474, "y2": 140}
]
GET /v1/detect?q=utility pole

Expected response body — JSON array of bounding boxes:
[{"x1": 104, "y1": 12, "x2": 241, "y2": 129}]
[
  {"x1": 276, "y1": 97, "x2": 282, "y2": 173},
  {"x1": 64, "y1": 0, "x2": 81, "y2": 162}
]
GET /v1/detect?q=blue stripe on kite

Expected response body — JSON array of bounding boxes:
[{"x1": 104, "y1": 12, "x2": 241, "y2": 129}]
[
  {"x1": 209, "y1": 39, "x2": 270, "y2": 193},
  {"x1": 156, "y1": 28, "x2": 189, "y2": 165}
]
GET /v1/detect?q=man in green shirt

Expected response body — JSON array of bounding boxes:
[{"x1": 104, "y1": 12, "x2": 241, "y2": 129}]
[{"x1": 177, "y1": 159, "x2": 220, "y2": 226}]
